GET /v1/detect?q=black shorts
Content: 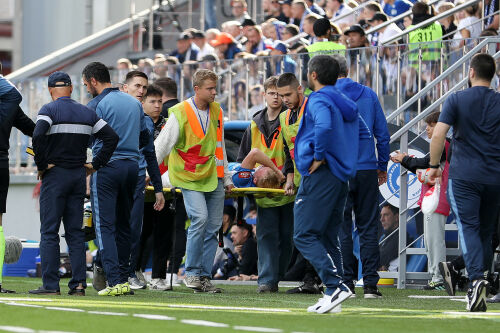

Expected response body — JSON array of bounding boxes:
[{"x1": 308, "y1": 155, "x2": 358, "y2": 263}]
[{"x1": 0, "y1": 168, "x2": 9, "y2": 213}]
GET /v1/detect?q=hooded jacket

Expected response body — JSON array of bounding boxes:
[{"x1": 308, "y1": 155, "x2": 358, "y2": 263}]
[
  {"x1": 335, "y1": 78, "x2": 391, "y2": 172},
  {"x1": 295, "y1": 85, "x2": 359, "y2": 182}
]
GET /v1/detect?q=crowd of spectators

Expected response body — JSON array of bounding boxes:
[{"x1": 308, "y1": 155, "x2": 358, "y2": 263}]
[{"x1": 115, "y1": 0, "x2": 499, "y2": 120}]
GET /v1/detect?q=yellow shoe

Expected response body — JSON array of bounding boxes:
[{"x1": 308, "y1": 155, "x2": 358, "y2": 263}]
[
  {"x1": 119, "y1": 282, "x2": 133, "y2": 295},
  {"x1": 97, "y1": 285, "x2": 122, "y2": 296}
]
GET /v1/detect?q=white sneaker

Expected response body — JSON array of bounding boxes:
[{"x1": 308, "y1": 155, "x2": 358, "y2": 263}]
[
  {"x1": 149, "y1": 278, "x2": 171, "y2": 291},
  {"x1": 166, "y1": 273, "x2": 180, "y2": 287},
  {"x1": 135, "y1": 270, "x2": 147, "y2": 285},
  {"x1": 312, "y1": 288, "x2": 352, "y2": 314}
]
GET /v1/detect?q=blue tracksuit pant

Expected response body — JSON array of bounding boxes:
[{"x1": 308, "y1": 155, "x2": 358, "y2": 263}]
[
  {"x1": 91, "y1": 159, "x2": 138, "y2": 287},
  {"x1": 126, "y1": 172, "x2": 146, "y2": 278},
  {"x1": 447, "y1": 179, "x2": 500, "y2": 282},
  {"x1": 339, "y1": 169, "x2": 381, "y2": 286},
  {"x1": 293, "y1": 164, "x2": 349, "y2": 295},
  {"x1": 39, "y1": 166, "x2": 86, "y2": 291}
]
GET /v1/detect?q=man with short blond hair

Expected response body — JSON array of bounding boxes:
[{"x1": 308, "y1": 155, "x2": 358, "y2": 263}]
[{"x1": 155, "y1": 69, "x2": 233, "y2": 293}]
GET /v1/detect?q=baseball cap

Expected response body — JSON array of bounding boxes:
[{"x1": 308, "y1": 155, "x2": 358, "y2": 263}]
[
  {"x1": 271, "y1": 41, "x2": 288, "y2": 54},
  {"x1": 368, "y1": 12, "x2": 388, "y2": 23},
  {"x1": 344, "y1": 24, "x2": 365, "y2": 36},
  {"x1": 210, "y1": 32, "x2": 234, "y2": 47},
  {"x1": 48, "y1": 71, "x2": 72, "y2": 87},
  {"x1": 192, "y1": 30, "x2": 206, "y2": 39},
  {"x1": 279, "y1": 0, "x2": 292, "y2": 5},
  {"x1": 177, "y1": 32, "x2": 191, "y2": 41}
]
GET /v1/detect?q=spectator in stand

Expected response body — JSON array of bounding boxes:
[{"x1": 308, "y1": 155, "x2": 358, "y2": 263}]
[
  {"x1": 345, "y1": 24, "x2": 368, "y2": 49},
  {"x1": 200, "y1": 54, "x2": 219, "y2": 71},
  {"x1": 154, "y1": 77, "x2": 179, "y2": 118},
  {"x1": 367, "y1": 12, "x2": 402, "y2": 45},
  {"x1": 165, "y1": 56, "x2": 181, "y2": 83},
  {"x1": 230, "y1": 222, "x2": 258, "y2": 276},
  {"x1": 210, "y1": 32, "x2": 243, "y2": 60},
  {"x1": 333, "y1": 54, "x2": 390, "y2": 299},
  {"x1": 262, "y1": 18, "x2": 287, "y2": 41},
  {"x1": 358, "y1": 1, "x2": 383, "y2": 22},
  {"x1": 453, "y1": 2, "x2": 481, "y2": 48},
  {"x1": 153, "y1": 56, "x2": 167, "y2": 79},
  {"x1": 383, "y1": 0, "x2": 412, "y2": 19},
  {"x1": 391, "y1": 111, "x2": 451, "y2": 291},
  {"x1": 205, "y1": 28, "x2": 220, "y2": 44},
  {"x1": 192, "y1": 30, "x2": 215, "y2": 61},
  {"x1": 245, "y1": 26, "x2": 271, "y2": 54},
  {"x1": 241, "y1": 19, "x2": 257, "y2": 42},
  {"x1": 270, "y1": 41, "x2": 297, "y2": 75},
  {"x1": 222, "y1": 20, "x2": 245, "y2": 44},
  {"x1": 232, "y1": 0, "x2": 252, "y2": 24},
  {"x1": 265, "y1": 0, "x2": 289, "y2": 23},
  {"x1": 307, "y1": 18, "x2": 346, "y2": 54},
  {"x1": 116, "y1": 58, "x2": 133, "y2": 83},
  {"x1": 306, "y1": 0, "x2": 326, "y2": 16},
  {"x1": 280, "y1": 0, "x2": 296, "y2": 25},
  {"x1": 303, "y1": 14, "x2": 321, "y2": 43},
  {"x1": 484, "y1": 0, "x2": 499, "y2": 31},
  {"x1": 437, "y1": 2, "x2": 458, "y2": 41},
  {"x1": 282, "y1": 23, "x2": 308, "y2": 50},
  {"x1": 137, "y1": 58, "x2": 155, "y2": 77},
  {"x1": 248, "y1": 85, "x2": 265, "y2": 117},
  {"x1": 291, "y1": 0, "x2": 313, "y2": 32},
  {"x1": 327, "y1": 0, "x2": 355, "y2": 30},
  {"x1": 171, "y1": 32, "x2": 199, "y2": 64}
]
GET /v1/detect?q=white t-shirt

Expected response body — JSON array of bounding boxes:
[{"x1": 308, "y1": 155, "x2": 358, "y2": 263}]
[
  {"x1": 379, "y1": 23, "x2": 403, "y2": 44},
  {"x1": 453, "y1": 16, "x2": 482, "y2": 45},
  {"x1": 331, "y1": 5, "x2": 355, "y2": 27}
]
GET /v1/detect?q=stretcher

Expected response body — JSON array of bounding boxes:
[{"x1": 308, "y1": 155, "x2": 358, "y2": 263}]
[{"x1": 144, "y1": 186, "x2": 286, "y2": 201}]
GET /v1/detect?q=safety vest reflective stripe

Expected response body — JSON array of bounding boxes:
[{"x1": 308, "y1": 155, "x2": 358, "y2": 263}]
[{"x1": 215, "y1": 108, "x2": 224, "y2": 178}]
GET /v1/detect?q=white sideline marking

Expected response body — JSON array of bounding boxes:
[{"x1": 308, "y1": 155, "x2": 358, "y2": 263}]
[
  {"x1": 0, "y1": 326, "x2": 34, "y2": 333},
  {"x1": 39, "y1": 331, "x2": 78, "y2": 333},
  {"x1": 0, "y1": 298, "x2": 54, "y2": 302},
  {"x1": 169, "y1": 304, "x2": 290, "y2": 312},
  {"x1": 4, "y1": 302, "x2": 42, "y2": 308},
  {"x1": 233, "y1": 326, "x2": 283, "y2": 332},
  {"x1": 443, "y1": 311, "x2": 500, "y2": 316},
  {"x1": 180, "y1": 320, "x2": 229, "y2": 327},
  {"x1": 87, "y1": 311, "x2": 127, "y2": 316},
  {"x1": 450, "y1": 298, "x2": 467, "y2": 303},
  {"x1": 45, "y1": 307, "x2": 84, "y2": 312},
  {"x1": 133, "y1": 314, "x2": 175, "y2": 320},
  {"x1": 408, "y1": 295, "x2": 465, "y2": 299}
]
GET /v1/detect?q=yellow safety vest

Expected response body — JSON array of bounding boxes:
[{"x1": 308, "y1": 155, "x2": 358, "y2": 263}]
[
  {"x1": 306, "y1": 41, "x2": 346, "y2": 57},
  {"x1": 168, "y1": 100, "x2": 224, "y2": 192},
  {"x1": 250, "y1": 120, "x2": 295, "y2": 208},
  {"x1": 408, "y1": 22, "x2": 442, "y2": 66},
  {"x1": 279, "y1": 97, "x2": 307, "y2": 188}
]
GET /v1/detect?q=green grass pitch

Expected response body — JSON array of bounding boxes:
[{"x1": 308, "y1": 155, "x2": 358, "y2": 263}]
[{"x1": 0, "y1": 277, "x2": 499, "y2": 333}]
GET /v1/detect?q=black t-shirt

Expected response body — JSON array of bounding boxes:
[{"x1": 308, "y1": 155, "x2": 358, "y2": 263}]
[
  {"x1": 440, "y1": 87, "x2": 500, "y2": 185},
  {"x1": 239, "y1": 236, "x2": 258, "y2": 276}
]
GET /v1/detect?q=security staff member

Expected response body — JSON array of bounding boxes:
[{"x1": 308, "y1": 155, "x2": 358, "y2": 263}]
[
  {"x1": 306, "y1": 18, "x2": 346, "y2": 55},
  {"x1": 0, "y1": 62, "x2": 35, "y2": 294},
  {"x1": 30, "y1": 71, "x2": 118, "y2": 295},
  {"x1": 408, "y1": 2, "x2": 442, "y2": 68}
]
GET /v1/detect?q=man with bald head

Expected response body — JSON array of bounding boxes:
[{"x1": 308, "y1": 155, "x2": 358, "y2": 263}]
[{"x1": 30, "y1": 71, "x2": 118, "y2": 296}]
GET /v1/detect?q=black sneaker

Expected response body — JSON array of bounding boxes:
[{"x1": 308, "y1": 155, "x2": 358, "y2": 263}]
[
  {"x1": 344, "y1": 281, "x2": 356, "y2": 298},
  {"x1": 0, "y1": 284, "x2": 15, "y2": 293},
  {"x1": 257, "y1": 284, "x2": 278, "y2": 293},
  {"x1": 286, "y1": 281, "x2": 323, "y2": 294},
  {"x1": 68, "y1": 288, "x2": 85, "y2": 296},
  {"x1": 363, "y1": 285, "x2": 382, "y2": 299},
  {"x1": 28, "y1": 287, "x2": 61, "y2": 295},
  {"x1": 438, "y1": 261, "x2": 458, "y2": 296},
  {"x1": 423, "y1": 281, "x2": 446, "y2": 291},
  {"x1": 467, "y1": 279, "x2": 488, "y2": 312},
  {"x1": 92, "y1": 263, "x2": 107, "y2": 292}
]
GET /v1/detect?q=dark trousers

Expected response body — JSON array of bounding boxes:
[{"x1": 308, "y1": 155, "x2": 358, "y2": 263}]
[
  {"x1": 339, "y1": 169, "x2": 381, "y2": 286},
  {"x1": 447, "y1": 179, "x2": 500, "y2": 281},
  {"x1": 256, "y1": 202, "x2": 294, "y2": 287},
  {"x1": 91, "y1": 159, "x2": 138, "y2": 287},
  {"x1": 139, "y1": 199, "x2": 187, "y2": 278},
  {"x1": 39, "y1": 166, "x2": 86, "y2": 291},
  {"x1": 294, "y1": 165, "x2": 348, "y2": 295},
  {"x1": 127, "y1": 173, "x2": 146, "y2": 278}
]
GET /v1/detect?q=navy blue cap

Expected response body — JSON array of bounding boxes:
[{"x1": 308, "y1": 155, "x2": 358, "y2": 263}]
[{"x1": 48, "y1": 71, "x2": 72, "y2": 87}]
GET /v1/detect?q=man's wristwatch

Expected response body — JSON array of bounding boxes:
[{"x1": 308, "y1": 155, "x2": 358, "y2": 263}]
[{"x1": 429, "y1": 164, "x2": 440, "y2": 169}]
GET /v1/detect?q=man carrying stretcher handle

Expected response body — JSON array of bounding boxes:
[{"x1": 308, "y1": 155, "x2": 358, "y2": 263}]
[{"x1": 154, "y1": 69, "x2": 233, "y2": 293}]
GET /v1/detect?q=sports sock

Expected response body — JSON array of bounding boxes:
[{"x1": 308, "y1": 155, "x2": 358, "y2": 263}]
[{"x1": 0, "y1": 226, "x2": 5, "y2": 284}]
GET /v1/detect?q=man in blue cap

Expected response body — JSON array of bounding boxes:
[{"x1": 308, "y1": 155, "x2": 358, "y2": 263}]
[
  {"x1": 30, "y1": 71, "x2": 118, "y2": 295},
  {"x1": 270, "y1": 41, "x2": 296, "y2": 75}
]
